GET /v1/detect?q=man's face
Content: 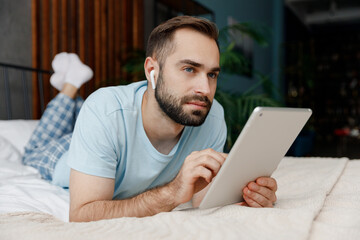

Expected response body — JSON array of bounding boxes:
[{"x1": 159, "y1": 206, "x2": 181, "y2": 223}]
[{"x1": 154, "y1": 28, "x2": 220, "y2": 126}]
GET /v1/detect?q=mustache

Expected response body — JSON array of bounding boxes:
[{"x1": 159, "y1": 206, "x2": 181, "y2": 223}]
[{"x1": 181, "y1": 95, "x2": 212, "y2": 107}]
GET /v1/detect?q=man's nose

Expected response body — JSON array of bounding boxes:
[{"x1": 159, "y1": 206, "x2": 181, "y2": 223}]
[{"x1": 194, "y1": 73, "x2": 211, "y2": 96}]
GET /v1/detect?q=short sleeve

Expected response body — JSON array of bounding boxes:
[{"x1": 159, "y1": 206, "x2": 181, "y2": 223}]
[{"x1": 67, "y1": 96, "x2": 118, "y2": 179}]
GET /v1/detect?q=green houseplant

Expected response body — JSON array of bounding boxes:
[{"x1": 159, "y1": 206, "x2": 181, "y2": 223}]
[
  {"x1": 215, "y1": 22, "x2": 282, "y2": 151},
  {"x1": 215, "y1": 73, "x2": 281, "y2": 151}
]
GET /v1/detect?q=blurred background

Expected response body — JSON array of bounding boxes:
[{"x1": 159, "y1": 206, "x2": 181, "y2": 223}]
[{"x1": 1, "y1": 0, "x2": 360, "y2": 159}]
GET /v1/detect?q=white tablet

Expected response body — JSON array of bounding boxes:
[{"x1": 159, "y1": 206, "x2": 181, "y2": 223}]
[{"x1": 198, "y1": 107, "x2": 312, "y2": 209}]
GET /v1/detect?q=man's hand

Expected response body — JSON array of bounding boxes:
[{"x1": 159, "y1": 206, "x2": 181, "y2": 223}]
[
  {"x1": 168, "y1": 149, "x2": 228, "y2": 205},
  {"x1": 239, "y1": 177, "x2": 277, "y2": 208}
]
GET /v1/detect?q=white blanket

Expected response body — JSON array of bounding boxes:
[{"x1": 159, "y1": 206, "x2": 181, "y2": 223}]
[
  {"x1": 1, "y1": 120, "x2": 358, "y2": 239},
  {"x1": 0, "y1": 156, "x2": 352, "y2": 240},
  {"x1": 309, "y1": 160, "x2": 360, "y2": 240}
]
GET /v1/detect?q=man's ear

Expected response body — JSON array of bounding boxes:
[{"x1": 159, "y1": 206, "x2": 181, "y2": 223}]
[{"x1": 144, "y1": 57, "x2": 158, "y2": 90}]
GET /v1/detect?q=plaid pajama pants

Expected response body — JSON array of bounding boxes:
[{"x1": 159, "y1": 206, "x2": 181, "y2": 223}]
[{"x1": 22, "y1": 93, "x2": 83, "y2": 181}]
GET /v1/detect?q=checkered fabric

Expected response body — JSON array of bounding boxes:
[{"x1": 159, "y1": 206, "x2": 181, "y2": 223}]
[{"x1": 22, "y1": 93, "x2": 83, "y2": 181}]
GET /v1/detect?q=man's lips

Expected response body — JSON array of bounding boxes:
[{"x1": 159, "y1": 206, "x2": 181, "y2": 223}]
[{"x1": 185, "y1": 101, "x2": 208, "y2": 109}]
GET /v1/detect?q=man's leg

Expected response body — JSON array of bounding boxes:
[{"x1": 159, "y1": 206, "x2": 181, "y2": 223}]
[
  {"x1": 22, "y1": 52, "x2": 92, "y2": 181},
  {"x1": 22, "y1": 84, "x2": 82, "y2": 180},
  {"x1": 25, "y1": 84, "x2": 78, "y2": 150}
]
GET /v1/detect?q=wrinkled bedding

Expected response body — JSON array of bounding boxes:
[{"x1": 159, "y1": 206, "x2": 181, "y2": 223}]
[{"x1": 0, "y1": 120, "x2": 359, "y2": 239}]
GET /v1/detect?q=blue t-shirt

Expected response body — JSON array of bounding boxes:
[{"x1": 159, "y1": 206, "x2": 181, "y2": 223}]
[{"x1": 52, "y1": 81, "x2": 227, "y2": 199}]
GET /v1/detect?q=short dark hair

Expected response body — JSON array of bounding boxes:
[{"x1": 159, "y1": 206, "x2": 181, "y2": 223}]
[{"x1": 146, "y1": 16, "x2": 219, "y2": 66}]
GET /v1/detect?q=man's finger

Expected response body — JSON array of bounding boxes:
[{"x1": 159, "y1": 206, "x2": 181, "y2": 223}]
[
  {"x1": 247, "y1": 182, "x2": 277, "y2": 202},
  {"x1": 235, "y1": 202, "x2": 248, "y2": 207},
  {"x1": 220, "y1": 152, "x2": 228, "y2": 158},
  {"x1": 197, "y1": 157, "x2": 222, "y2": 176},
  {"x1": 195, "y1": 149, "x2": 227, "y2": 165},
  {"x1": 256, "y1": 177, "x2": 277, "y2": 191},
  {"x1": 243, "y1": 187, "x2": 273, "y2": 207},
  {"x1": 194, "y1": 166, "x2": 213, "y2": 183},
  {"x1": 243, "y1": 194, "x2": 262, "y2": 208}
]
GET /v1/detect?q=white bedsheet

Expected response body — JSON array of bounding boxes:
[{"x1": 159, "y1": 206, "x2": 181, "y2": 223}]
[{"x1": 0, "y1": 134, "x2": 69, "y2": 222}]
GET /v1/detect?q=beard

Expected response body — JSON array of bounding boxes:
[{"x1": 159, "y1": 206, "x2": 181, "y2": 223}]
[{"x1": 154, "y1": 71, "x2": 212, "y2": 126}]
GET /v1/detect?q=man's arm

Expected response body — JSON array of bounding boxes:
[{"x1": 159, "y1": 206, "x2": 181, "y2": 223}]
[
  {"x1": 69, "y1": 149, "x2": 278, "y2": 222},
  {"x1": 69, "y1": 149, "x2": 227, "y2": 222},
  {"x1": 69, "y1": 169, "x2": 178, "y2": 222}
]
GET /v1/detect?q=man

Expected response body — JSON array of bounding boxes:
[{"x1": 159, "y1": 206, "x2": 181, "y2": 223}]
[{"x1": 23, "y1": 16, "x2": 277, "y2": 222}]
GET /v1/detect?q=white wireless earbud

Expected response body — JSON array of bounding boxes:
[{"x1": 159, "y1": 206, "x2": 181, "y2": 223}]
[{"x1": 150, "y1": 70, "x2": 156, "y2": 90}]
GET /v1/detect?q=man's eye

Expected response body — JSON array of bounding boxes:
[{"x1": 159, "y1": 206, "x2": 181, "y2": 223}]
[
  {"x1": 184, "y1": 67, "x2": 194, "y2": 73},
  {"x1": 208, "y1": 72, "x2": 217, "y2": 79}
]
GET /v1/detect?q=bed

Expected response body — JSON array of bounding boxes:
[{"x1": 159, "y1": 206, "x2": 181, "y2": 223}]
[{"x1": 0, "y1": 119, "x2": 360, "y2": 240}]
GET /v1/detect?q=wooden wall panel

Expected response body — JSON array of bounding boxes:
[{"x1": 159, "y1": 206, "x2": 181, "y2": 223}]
[
  {"x1": 60, "y1": 0, "x2": 68, "y2": 52},
  {"x1": 32, "y1": 0, "x2": 144, "y2": 119},
  {"x1": 40, "y1": 0, "x2": 51, "y2": 103},
  {"x1": 51, "y1": 0, "x2": 59, "y2": 59},
  {"x1": 78, "y1": 0, "x2": 86, "y2": 97},
  {"x1": 133, "y1": 0, "x2": 144, "y2": 49},
  {"x1": 100, "y1": 0, "x2": 108, "y2": 86},
  {"x1": 114, "y1": 2, "x2": 122, "y2": 80},
  {"x1": 94, "y1": 0, "x2": 101, "y2": 90},
  {"x1": 108, "y1": 0, "x2": 115, "y2": 86},
  {"x1": 70, "y1": 0, "x2": 77, "y2": 53}
]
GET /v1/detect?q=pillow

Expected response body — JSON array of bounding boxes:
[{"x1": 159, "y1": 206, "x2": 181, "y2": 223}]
[
  {"x1": 0, "y1": 135, "x2": 22, "y2": 164},
  {"x1": 0, "y1": 120, "x2": 39, "y2": 155},
  {"x1": 0, "y1": 133, "x2": 41, "y2": 179}
]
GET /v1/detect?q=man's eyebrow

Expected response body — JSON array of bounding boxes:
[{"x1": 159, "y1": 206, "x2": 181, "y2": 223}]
[
  {"x1": 211, "y1": 67, "x2": 221, "y2": 72},
  {"x1": 178, "y1": 59, "x2": 221, "y2": 72},
  {"x1": 178, "y1": 59, "x2": 202, "y2": 67}
]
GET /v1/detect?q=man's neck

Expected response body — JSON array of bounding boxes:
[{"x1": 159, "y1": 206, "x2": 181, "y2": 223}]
[{"x1": 141, "y1": 90, "x2": 185, "y2": 155}]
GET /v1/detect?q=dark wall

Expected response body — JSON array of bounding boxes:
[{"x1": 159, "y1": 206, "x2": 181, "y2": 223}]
[{"x1": 0, "y1": 0, "x2": 32, "y2": 119}]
